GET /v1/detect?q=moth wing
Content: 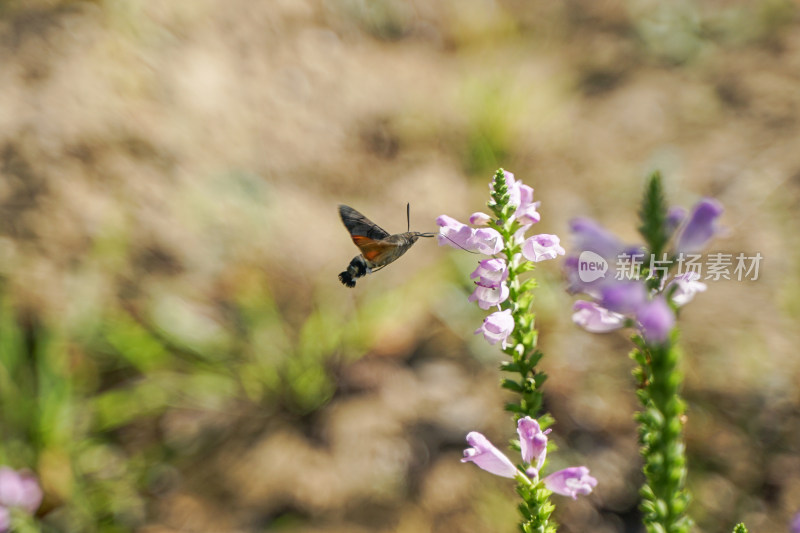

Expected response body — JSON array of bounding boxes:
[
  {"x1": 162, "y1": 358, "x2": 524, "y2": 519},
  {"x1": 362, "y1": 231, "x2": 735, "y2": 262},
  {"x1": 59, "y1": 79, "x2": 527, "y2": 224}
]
[
  {"x1": 351, "y1": 235, "x2": 400, "y2": 263},
  {"x1": 339, "y1": 205, "x2": 391, "y2": 240}
]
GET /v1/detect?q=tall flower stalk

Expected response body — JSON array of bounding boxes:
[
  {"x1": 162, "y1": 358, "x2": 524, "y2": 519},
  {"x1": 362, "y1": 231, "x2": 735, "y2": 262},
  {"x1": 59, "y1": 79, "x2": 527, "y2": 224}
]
[
  {"x1": 438, "y1": 169, "x2": 581, "y2": 532},
  {"x1": 567, "y1": 172, "x2": 724, "y2": 533},
  {"x1": 466, "y1": 169, "x2": 559, "y2": 421}
]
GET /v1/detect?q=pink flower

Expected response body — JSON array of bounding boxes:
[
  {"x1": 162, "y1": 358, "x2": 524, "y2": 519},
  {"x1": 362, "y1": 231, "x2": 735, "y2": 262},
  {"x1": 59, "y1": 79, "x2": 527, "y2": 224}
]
[
  {"x1": 667, "y1": 272, "x2": 707, "y2": 306},
  {"x1": 437, "y1": 215, "x2": 475, "y2": 250},
  {"x1": 572, "y1": 301, "x2": 625, "y2": 333},
  {"x1": 514, "y1": 185, "x2": 541, "y2": 225},
  {"x1": 461, "y1": 432, "x2": 518, "y2": 478},
  {"x1": 462, "y1": 419, "x2": 597, "y2": 501},
  {"x1": 0, "y1": 468, "x2": 41, "y2": 514},
  {"x1": 0, "y1": 467, "x2": 42, "y2": 531},
  {"x1": 475, "y1": 309, "x2": 515, "y2": 346},
  {"x1": 469, "y1": 282, "x2": 509, "y2": 310},
  {"x1": 470, "y1": 228, "x2": 503, "y2": 255},
  {"x1": 471, "y1": 258, "x2": 508, "y2": 288},
  {"x1": 522, "y1": 234, "x2": 565, "y2": 262},
  {"x1": 501, "y1": 171, "x2": 541, "y2": 226},
  {"x1": 517, "y1": 417, "x2": 550, "y2": 472},
  {"x1": 635, "y1": 296, "x2": 674, "y2": 344},
  {"x1": 543, "y1": 466, "x2": 598, "y2": 499},
  {"x1": 469, "y1": 212, "x2": 492, "y2": 226},
  {"x1": 437, "y1": 215, "x2": 503, "y2": 255}
]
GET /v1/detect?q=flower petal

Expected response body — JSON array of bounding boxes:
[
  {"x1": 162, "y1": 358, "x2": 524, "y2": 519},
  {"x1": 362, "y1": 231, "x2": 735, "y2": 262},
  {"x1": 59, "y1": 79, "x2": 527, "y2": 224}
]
[
  {"x1": 475, "y1": 309, "x2": 515, "y2": 346},
  {"x1": 572, "y1": 301, "x2": 626, "y2": 333},
  {"x1": 461, "y1": 432, "x2": 518, "y2": 478},
  {"x1": 516, "y1": 417, "x2": 549, "y2": 471},
  {"x1": 636, "y1": 296, "x2": 675, "y2": 344},
  {"x1": 675, "y1": 198, "x2": 724, "y2": 253},
  {"x1": 522, "y1": 234, "x2": 565, "y2": 262},
  {"x1": 543, "y1": 466, "x2": 598, "y2": 499}
]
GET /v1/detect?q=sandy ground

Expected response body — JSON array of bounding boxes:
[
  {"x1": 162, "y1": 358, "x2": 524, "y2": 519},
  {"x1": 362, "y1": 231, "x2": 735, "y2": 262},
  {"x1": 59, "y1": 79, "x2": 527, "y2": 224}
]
[{"x1": 1, "y1": 1, "x2": 799, "y2": 531}]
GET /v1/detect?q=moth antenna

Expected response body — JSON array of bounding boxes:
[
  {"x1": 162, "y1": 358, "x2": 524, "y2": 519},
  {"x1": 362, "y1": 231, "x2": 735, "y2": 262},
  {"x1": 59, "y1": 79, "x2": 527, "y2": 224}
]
[{"x1": 407, "y1": 202, "x2": 411, "y2": 232}]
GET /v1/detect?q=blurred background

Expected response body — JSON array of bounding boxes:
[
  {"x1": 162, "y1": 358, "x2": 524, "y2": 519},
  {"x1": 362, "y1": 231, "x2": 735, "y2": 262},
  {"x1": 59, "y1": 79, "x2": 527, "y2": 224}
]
[{"x1": 0, "y1": 0, "x2": 799, "y2": 531}]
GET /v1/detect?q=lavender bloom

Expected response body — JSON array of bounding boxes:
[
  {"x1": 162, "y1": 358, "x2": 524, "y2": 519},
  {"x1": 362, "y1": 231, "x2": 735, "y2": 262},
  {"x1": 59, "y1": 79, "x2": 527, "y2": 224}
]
[
  {"x1": 522, "y1": 234, "x2": 565, "y2": 262},
  {"x1": 572, "y1": 300, "x2": 625, "y2": 333},
  {"x1": 469, "y1": 282, "x2": 510, "y2": 310},
  {"x1": 461, "y1": 432, "x2": 518, "y2": 478},
  {"x1": 675, "y1": 198, "x2": 724, "y2": 253},
  {"x1": 471, "y1": 258, "x2": 509, "y2": 288},
  {"x1": 569, "y1": 217, "x2": 625, "y2": 259},
  {"x1": 437, "y1": 215, "x2": 475, "y2": 250},
  {"x1": 471, "y1": 228, "x2": 504, "y2": 255},
  {"x1": 514, "y1": 185, "x2": 541, "y2": 226},
  {"x1": 600, "y1": 282, "x2": 648, "y2": 314},
  {"x1": 543, "y1": 466, "x2": 598, "y2": 499},
  {"x1": 667, "y1": 272, "x2": 707, "y2": 306},
  {"x1": 666, "y1": 206, "x2": 687, "y2": 236},
  {"x1": 0, "y1": 467, "x2": 42, "y2": 532},
  {"x1": 635, "y1": 296, "x2": 674, "y2": 344},
  {"x1": 790, "y1": 512, "x2": 800, "y2": 533},
  {"x1": 475, "y1": 309, "x2": 515, "y2": 346},
  {"x1": 517, "y1": 417, "x2": 550, "y2": 472},
  {"x1": 565, "y1": 218, "x2": 630, "y2": 295},
  {"x1": 0, "y1": 468, "x2": 41, "y2": 514},
  {"x1": 463, "y1": 419, "x2": 597, "y2": 501},
  {"x1": 469, "y1": 212, "x2": 492, "y2": 226}
]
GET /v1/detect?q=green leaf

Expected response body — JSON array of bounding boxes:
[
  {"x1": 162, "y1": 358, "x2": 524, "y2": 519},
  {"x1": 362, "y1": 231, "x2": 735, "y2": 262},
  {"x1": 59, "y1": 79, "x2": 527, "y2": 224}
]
[{"x1": 502, "y1": 379, "x2": 524, "y2": 393}]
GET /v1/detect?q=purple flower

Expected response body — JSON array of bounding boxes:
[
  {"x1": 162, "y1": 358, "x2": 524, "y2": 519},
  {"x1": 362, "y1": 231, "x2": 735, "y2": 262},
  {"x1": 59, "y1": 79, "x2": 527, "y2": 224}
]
[
  {"x1": 790, "y1": 511, "x2": 800, "y2": 533},
  {"x1": 666, "y1": 206, "x2": 687, "y2": 235},
  {"x1": 499, "y1": 171, "x2": 541, "y2": 226},
  {"x1": 543, "y1": 466, "x2": 598, "y2": 499},
  {"x1": 0, "y1": 467, "x2": 42, "y2": 531},
  {"x1": 565, "y1": 218, "x2": 632, "y2": 296},
  {"x1": 475, "y1": 309, "x2": 515, "y2": 346},
  {"x1": 599, "y1": 282, "x2": 648, "y2": 314},
  {"x1": 469, "y1": 212, "x2": 492, "y2": 226},
  {"x1": 635, "y1": 296, "x2": 674, "y2": 344},
  {"x1": 461, "y1": 431, "x2": 518, "y2": 478},
  {"x1": 469, "y1": 282, "x2": 509, "y2": 310},
  {"x1": 569, "y1": 217, "x2": 625, "y2": 259},
  {"x1": 462, "y1": 419, "x2": 597, "y2": 500},
  {"x1": 471, "y1": 258, "x2": 509, "y2": 288},
  {"x1": 437, "y1": 215, "x2": 475, "y2": 250},
  {"x1": 514, "y1": 185, "x2": 541, "y2": 226},
  {"x1": 470, "y1": 228, "x2": 504, "y2": 255},
  {"x1": 675, "y1": 198, "x2": 724, "y2": 253},
  {"x1": 517, "y1": 417, "x2": 550, "y2": 472},
  {"x1": 0, "y1": 468, "x2": 41, "y2": 514},
  {"x1": 572, "y1": 301, "x2": 625, "y2": 333},
  {"x1": 667, "y1": 272, "x2": 707, "y2": 306},
  {"x1": 437, "y1": 215, "x2": 504, "y2": 255},
  {"x1": 522, "y1": 234, "x2": 565, "y2": 262}
]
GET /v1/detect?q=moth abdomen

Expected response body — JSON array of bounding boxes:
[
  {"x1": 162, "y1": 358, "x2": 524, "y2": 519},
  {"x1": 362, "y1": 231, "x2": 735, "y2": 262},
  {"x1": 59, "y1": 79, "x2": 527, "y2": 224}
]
[{"x1": 339, "y1": 255, "x2": 370, "y2": 288}]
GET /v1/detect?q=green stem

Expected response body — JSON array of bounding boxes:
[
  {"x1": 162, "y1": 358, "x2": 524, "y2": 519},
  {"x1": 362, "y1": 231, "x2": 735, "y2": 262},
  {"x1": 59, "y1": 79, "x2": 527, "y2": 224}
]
[
  {"x1": 486, "y1": 169, "x2": 555, "y2": 532},
  {"x1": 633, "y1": 336, "x2": 691, "y2": 533}
]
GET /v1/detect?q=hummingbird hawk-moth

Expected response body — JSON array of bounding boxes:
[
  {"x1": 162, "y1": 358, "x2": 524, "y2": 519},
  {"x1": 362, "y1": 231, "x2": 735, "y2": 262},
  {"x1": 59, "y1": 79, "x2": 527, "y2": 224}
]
[{"x1": 338, "y1": 204, "x2": 434, "y2": 287}]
